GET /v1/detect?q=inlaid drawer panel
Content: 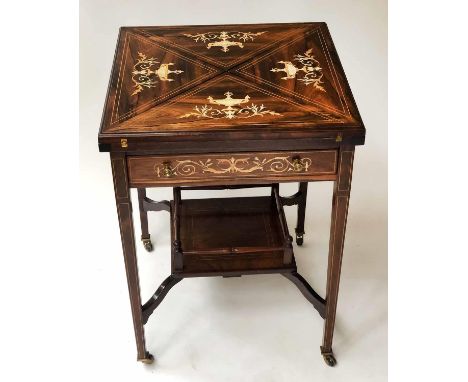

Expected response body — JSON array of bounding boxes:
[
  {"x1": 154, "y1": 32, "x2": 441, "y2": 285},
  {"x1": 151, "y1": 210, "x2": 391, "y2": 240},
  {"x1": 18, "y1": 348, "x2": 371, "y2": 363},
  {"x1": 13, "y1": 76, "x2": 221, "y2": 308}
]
[{"x1": 127, "y1": 150, "x2": 337, "y2": 187}]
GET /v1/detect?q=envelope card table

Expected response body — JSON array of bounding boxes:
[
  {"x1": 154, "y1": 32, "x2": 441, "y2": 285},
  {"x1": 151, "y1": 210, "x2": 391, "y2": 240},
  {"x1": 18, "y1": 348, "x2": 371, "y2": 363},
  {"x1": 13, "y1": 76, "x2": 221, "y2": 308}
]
[{"x1": 98, "y1": 22, "x2": 365, "y2": 366}]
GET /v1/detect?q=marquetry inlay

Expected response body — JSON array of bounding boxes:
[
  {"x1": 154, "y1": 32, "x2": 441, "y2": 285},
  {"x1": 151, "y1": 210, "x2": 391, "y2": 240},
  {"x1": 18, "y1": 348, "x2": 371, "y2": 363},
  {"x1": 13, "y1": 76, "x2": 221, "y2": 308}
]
[
  {"x1": 270, "y1": 48, "x2": 325, "y2": 91},
  {"x1": 100, "y1": 23, "x2": 367, "y2": 369},
  {"x1": 178, "y1": 91, "x2": 281, "y2": 120},
  {"x1": 100, "y1": 24, "x2": 365, "y2": 137},
  {"x1": 131, "y1": 52, "x2": 184, "y2": 95},
  {"x1": 154, "y1": 156, "x2": 312, "y2": 177},
  {"x1": 183, "y1": 31, "x2": 266, "y2": 52}
]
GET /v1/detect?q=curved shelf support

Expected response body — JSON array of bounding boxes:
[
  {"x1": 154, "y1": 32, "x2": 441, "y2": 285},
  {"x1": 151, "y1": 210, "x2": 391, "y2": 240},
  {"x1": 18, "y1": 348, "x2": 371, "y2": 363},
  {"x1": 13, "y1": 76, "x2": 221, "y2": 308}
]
[
  {"x1": 280, "y1": 191, "x2": 302, "y2": 206},
  {"x1": 141, "y1": 275, "x2": 183, "y2": 324},
  {"x1": 282, "y1": 271, "x2": 326, "y2": 318},
  {"x1": 142, "y1": 197, "x2": 170, "y2": 213}
]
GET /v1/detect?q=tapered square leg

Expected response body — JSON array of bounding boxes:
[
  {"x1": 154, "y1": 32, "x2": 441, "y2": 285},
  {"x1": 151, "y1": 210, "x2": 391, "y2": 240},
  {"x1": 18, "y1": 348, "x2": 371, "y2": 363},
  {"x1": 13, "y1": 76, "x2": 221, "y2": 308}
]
[
  {"x1": 137, "y1": 188, "x2": 153, "y2": 252},
  {"x1": 321, "y1": 148, "x2": 355, "y2": 366},
  {"x1": 295, "y1": 182, "x2": 308, "y2": 245},
  {"x1": 111, "y1": 153, "x2": 153, "y2": 363}
]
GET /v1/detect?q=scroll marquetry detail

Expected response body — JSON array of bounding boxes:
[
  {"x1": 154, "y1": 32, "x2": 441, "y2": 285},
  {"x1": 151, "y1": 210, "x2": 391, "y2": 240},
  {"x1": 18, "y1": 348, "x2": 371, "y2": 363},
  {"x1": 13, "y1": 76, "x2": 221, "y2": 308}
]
[
  {"x1": 155, "y1": 156, "x2": 312, "y2": 177},
  {"x1": 183, "y1": 31, "x2": 266, "y2": 52},
  {"x1": 127, "y1": 151, "x2": 338, "y2": 186},
  {"x1": 271, "y1": 48, "x2": 325, "y2": 91},
  {"x1": 131, "y1": 52, "x2": 184, "y2": 95},
  {"x1": 179, "y1": 91, "x2": 281, "y2": 120}
]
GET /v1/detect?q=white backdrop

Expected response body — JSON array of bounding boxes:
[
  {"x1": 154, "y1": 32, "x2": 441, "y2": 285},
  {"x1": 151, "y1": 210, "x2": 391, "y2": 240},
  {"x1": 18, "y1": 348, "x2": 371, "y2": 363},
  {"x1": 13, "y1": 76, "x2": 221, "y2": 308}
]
[{"x1": 80, "y1": 1, "x2": 387, "y2": 381}]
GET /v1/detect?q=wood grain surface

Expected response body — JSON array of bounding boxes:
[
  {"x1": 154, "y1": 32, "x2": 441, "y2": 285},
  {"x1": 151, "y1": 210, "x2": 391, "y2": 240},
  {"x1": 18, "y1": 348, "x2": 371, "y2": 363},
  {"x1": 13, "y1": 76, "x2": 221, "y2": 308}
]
[
  {"x1": 98, "y1": 23, "x2": 365, "y2": 152},
  {"x1": 127, "y1": 150, "x2": 337, "y2": 187}
]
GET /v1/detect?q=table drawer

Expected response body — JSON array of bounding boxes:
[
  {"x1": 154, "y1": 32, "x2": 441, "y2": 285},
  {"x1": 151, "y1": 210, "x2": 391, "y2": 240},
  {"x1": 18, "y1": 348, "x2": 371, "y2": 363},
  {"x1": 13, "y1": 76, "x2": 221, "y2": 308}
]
[{"x1": 127, "y1": 150, "x2": 337, "y2": 187}]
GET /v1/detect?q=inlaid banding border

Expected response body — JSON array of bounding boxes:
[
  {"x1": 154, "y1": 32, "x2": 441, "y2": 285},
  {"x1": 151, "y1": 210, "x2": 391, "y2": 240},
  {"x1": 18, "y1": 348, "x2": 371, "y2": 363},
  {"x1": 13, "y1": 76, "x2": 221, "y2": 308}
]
[{"x1": 337, "y1": 151, "x2": 354, "y2": 191}]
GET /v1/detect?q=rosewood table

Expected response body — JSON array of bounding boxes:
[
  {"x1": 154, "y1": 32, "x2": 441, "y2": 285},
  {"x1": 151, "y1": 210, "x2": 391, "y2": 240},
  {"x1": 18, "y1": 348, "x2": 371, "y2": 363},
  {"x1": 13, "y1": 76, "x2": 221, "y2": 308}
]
[{"x1": 98, "y1": 22, "x2": 365, "y2": 367}]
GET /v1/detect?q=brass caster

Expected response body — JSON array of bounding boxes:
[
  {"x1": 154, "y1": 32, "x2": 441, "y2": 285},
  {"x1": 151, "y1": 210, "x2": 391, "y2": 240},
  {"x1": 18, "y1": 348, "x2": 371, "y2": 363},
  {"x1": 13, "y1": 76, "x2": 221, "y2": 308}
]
[
  {"x1": 321, "y1": 348, "x2": 337, "y2": 367},
  {"x1": 139, "y1": 352, "x2": 154, "y2": 364},
  {"x1": 323, "y1": 353, "x2": 336, "y2": 366},
  {"x1": 296, "y1": 233, "x2": 304, "y2": 246},
  {"x1": 142, "y1": 239, "x2": 153, "y2": 252}
]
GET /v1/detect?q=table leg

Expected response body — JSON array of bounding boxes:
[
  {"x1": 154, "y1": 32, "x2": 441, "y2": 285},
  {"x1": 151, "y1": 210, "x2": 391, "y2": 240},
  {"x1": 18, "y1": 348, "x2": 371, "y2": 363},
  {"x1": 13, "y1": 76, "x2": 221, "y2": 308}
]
[
  {"x1": 321, "y1": 148, "x2": 355, "y2": 367},
  {"x1": 137, "y1": 188, "x2": 153, "y2": 252},
  {"x1": 111, "y1": 153, "x2": 153, "y2": 364},
  {"x1": 295, "y1": 182, "x2": 308, "y2": 245}
]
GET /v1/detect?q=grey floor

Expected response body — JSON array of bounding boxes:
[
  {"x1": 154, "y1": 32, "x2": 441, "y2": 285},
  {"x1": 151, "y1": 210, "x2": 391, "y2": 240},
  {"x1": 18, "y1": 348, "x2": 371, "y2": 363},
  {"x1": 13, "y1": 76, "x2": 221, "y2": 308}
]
[{"x1": 80, "y1": 180, "x2": 387, "y2": 381}]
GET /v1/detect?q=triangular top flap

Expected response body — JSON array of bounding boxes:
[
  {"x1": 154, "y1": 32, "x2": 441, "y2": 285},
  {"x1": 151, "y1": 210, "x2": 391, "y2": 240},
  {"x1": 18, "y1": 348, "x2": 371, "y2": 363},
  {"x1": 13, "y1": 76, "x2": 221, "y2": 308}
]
[
  {"x1": 108, "y1": 74, "x2": 347, "y2": 132},
  {"x1": 104, "y1": 31, "x2": 219, "y2": 128},
  {"x1": 235, "y1": 27, "x2": 352, "y2": 117},
  {"x1": 134, "y1": 24, "x2": 311, "y2": 69}
]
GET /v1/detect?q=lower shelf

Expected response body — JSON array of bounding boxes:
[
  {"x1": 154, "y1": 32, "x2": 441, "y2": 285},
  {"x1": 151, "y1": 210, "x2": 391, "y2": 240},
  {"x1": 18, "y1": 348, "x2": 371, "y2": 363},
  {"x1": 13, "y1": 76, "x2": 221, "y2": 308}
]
[{"x1": 171, "y1": 196, "x2": 296, "y2": 276}]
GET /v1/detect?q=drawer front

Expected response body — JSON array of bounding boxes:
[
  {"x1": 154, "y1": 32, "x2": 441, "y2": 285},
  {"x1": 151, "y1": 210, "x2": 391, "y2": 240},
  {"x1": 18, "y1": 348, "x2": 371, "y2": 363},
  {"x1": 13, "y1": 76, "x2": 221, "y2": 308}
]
[{"x1": 127, "y1": 150, "x2": 337, "y2": 186}]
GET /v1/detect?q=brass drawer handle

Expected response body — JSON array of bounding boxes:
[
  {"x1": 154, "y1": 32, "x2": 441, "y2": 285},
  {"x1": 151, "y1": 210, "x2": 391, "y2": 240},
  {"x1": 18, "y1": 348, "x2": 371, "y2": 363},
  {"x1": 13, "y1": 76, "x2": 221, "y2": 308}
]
[
  {"x1": 162, "y1": 162, "x2": 174, "y2": 178},
  {"x1": 292, "y1": 157, "x2": 305, "y2": 172}
]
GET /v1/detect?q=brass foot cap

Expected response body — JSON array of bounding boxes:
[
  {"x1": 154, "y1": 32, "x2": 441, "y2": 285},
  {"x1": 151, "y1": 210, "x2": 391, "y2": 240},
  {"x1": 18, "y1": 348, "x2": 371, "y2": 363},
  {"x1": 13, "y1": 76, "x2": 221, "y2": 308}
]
[
  {"x1": 142, "y1": 239, "x2": 153, "y2": 252},
  {"x1": 139, "y1": 352, "x2": 154, "y2": 364},
  {"x1": 320, "y1": 347, "x2": 337, "y2": 367},
  {"x1": 295, "y1": 233, "x2": 304, "y2": 246}
]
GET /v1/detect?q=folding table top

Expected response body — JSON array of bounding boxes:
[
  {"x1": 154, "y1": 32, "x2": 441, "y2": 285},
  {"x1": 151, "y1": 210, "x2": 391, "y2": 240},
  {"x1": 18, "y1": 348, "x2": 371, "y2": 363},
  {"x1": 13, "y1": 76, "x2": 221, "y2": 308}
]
[{"x1": 98, "y1": 23, "x2": 365, "y2": 151}]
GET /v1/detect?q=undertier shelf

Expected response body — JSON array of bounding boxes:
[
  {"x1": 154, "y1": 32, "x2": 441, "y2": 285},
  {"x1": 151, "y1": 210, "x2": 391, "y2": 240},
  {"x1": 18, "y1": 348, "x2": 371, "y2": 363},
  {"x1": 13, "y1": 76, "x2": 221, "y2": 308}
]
[{"x1": 171, "y1": 195, "x2": 296, "y2": 276}]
